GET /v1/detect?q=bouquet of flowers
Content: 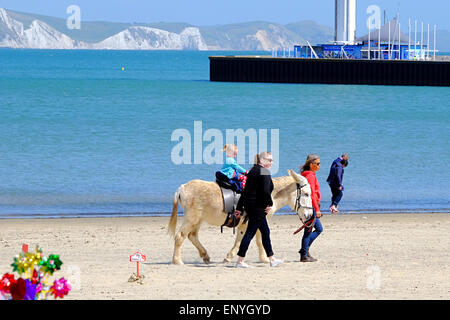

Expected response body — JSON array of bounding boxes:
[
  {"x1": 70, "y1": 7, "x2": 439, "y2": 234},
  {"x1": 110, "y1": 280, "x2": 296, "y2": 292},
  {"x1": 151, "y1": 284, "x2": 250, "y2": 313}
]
[{"x1": 0, "y1": 245, "x2": 71, "y2": 300}]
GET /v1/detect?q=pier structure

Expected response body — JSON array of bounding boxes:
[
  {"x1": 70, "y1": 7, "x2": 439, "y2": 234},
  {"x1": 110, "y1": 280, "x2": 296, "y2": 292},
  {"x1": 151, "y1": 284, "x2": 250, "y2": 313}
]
[
  {"x1": 209, "y1": 55, "x2": 450, "y2": 86},
  {"x1": 209, "y1": 1, "x2": 449, "y2": 86}
]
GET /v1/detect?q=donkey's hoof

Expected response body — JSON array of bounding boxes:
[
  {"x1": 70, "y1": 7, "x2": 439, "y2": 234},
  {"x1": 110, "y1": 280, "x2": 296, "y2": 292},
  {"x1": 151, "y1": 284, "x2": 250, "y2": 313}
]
[
  {"x1": 223, "y1": 258, "x2": 231, "y2": 263},
  {"x1": 259, "y1": 257, "x2": 270, "y2": 263},
  {"x1": 203, "y1": 256, "x2": 211, "y2": 264},
  {"x1": 172, "y1": 259, "x2": 184, "y2": 265}
]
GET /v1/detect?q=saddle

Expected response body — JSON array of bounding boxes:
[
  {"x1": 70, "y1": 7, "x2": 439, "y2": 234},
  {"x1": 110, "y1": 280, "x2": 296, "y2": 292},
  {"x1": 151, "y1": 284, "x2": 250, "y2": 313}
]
[{"x1": 216, "y1": 180, "x2": 244, "y2": 234}]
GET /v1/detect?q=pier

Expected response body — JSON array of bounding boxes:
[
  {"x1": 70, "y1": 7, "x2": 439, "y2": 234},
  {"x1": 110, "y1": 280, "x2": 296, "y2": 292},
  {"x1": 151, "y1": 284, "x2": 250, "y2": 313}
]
[{"x1": 209, "y1": 55, "x2": 450, "y2": 86}]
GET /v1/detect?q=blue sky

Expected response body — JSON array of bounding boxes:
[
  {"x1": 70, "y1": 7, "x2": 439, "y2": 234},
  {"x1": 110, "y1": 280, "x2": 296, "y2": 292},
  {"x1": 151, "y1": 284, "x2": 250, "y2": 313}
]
[{"x1": 1, "y1": 0, "x2": 448, "y2": 33}]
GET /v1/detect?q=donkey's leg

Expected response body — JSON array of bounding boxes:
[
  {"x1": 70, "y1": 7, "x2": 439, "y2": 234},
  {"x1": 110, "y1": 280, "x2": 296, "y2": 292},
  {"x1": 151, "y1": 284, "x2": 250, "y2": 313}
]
[
  {"x1": 255, "y1": 230, "x2": 270, "y2": 263},
  {"x1": 172, "y1": 221, "x2": 194, "y2": 265},
  {"x1": 223, "y1": 224, "x2": 247, "y2": 263},
  {"x1": 188, "y1": 224, "x2": 211, "y2": 264}
]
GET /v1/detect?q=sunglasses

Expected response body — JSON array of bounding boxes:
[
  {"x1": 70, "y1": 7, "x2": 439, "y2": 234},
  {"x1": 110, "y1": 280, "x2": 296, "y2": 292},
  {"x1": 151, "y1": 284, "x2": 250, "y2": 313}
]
[{"x1": 312, "y1": 162, "x2": 321, "y2": 165}]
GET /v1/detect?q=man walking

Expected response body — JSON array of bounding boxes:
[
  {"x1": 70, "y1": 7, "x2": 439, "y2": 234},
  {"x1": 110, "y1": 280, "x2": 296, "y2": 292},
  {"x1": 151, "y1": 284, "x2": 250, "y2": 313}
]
[{"x1": 326, "y1": 154, "x2": 349, "y2": 213}]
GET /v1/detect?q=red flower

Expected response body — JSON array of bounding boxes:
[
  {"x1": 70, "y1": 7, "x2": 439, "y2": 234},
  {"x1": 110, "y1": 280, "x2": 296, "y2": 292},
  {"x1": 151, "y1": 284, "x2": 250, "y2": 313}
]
[
  {"x1": 31, "y1": 270, "x2": 39, "y2": 285},
  {"x1": 50, "y1": 278, "x2": 71, "y2": 299},
  {"x1": 10, "y1": 278, "x2": 26, "y2": 300},
  {"x1": 0, "y1": 273, "x2": 16, "y2": 294}
]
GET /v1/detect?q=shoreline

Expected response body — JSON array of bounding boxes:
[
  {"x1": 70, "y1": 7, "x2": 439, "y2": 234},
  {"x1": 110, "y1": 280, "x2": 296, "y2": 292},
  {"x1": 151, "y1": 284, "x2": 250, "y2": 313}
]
[
  {"x1": 1, "y1": 212, "x2": 449, "y2": 300},
  {"x1": 0, "y1": 208, "x2": 449, "y2": 220}
]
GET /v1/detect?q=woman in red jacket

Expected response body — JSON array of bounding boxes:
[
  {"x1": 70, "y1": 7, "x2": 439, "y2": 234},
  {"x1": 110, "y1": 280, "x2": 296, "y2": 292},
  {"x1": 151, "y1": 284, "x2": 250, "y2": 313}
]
[{"x1": 299, "y1": 154, "x2": 324, "y2": 262}]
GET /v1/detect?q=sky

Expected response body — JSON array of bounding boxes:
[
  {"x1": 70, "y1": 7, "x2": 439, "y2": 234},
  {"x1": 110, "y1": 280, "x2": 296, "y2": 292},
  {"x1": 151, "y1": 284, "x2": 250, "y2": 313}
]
[{"x1": 0, "y1": 0, "x2": 449, "y2": 33}]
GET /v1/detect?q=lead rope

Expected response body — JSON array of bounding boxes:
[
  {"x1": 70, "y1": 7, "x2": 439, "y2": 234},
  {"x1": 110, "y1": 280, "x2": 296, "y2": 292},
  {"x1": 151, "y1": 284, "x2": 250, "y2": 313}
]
[{"x1": 293, "y1": 216, "x2": 316, "y2": 235}]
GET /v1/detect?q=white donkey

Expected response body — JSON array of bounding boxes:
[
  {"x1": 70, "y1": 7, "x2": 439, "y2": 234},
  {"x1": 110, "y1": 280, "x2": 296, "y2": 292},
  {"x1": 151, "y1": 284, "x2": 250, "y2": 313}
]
[{"x1": 168, "y1": 169, "x2": 313, "y2": 265}]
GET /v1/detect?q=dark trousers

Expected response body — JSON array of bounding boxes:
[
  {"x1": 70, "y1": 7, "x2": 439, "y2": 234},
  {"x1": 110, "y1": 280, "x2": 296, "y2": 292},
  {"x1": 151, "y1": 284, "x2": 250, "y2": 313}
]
[
  {"x1": 330, "y1": 187, "x2": 343, "y2": 207},
  {"x1": 237, "y1": 214, "x2": 274, "y2": 258}
]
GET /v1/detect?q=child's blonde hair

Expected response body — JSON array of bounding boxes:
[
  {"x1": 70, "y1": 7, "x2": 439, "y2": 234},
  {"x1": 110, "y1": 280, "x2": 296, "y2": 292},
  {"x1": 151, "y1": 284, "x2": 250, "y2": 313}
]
[{"x1": 223, "y1": 144, "x2": 237, "y2": 156}]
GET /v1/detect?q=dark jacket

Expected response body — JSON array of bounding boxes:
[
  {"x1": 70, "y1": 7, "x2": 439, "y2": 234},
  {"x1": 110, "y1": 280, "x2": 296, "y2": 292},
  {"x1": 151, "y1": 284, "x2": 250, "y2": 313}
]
[
  {"x1": 236, "y1": 165, "x2": 274, "y2": 217},
  {"x1": 326, "y1": 158, "x2": 344, "y2": 190}
]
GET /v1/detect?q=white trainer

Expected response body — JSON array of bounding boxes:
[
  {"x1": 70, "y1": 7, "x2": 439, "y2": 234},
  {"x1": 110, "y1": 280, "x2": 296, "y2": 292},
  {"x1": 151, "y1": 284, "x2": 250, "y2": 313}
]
[
  {"x1": 235, "y1": 262, "x2": 254, "y2": 268},
  {"x1": 270, "y1": 258, "x2": 284, "y2": 267}
]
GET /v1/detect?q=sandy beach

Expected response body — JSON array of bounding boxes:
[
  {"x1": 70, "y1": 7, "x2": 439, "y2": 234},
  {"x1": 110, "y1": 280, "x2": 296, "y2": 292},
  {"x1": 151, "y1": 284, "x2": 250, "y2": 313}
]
[{"x1": 1, "y1": 213, "x2": 449, "y2": 300}]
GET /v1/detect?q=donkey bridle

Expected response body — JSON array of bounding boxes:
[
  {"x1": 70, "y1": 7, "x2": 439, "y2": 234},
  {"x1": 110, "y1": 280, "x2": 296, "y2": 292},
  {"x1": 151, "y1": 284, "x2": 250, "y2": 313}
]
[{"x1": 293, "y1": 183, "x2": 316, "y2": 235}]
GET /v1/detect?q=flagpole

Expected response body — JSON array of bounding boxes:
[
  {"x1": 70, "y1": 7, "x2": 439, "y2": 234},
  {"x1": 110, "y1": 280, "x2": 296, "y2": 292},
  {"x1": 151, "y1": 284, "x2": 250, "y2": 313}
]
[
  {"x1": 434, "y1": 25, "x2": 437, "y2": 61},
  {"x1": 421, "y1": 22, "x2": 424, "y2": 60},
  {"x1": 378, "y1": 25, "x2": 381, "y2": 60},
  {"x1": 414, "y1": 20, "x2": 417, "y2": 59},
  {"x1": 408, "y1": 19, "x2": 411, "y2": 60},
  {"x1": 388, "y1": 21, "x2": 391, "y2": 59},
  {"x1": 398, "y1": 23, "x2": 401, "y2": 60}
]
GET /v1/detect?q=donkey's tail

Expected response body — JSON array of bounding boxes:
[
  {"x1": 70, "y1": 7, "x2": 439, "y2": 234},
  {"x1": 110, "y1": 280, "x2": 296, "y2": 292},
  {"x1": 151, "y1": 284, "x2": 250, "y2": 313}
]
[{"x1": 168, "y1": 185, "x2": 182, "y2": 237}]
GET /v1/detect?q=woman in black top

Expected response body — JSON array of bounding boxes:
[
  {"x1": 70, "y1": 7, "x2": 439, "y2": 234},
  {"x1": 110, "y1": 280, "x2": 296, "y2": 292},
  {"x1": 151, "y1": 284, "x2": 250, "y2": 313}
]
[{"x1": 234, "y1": 152, "x2": 283, "y2": 268}]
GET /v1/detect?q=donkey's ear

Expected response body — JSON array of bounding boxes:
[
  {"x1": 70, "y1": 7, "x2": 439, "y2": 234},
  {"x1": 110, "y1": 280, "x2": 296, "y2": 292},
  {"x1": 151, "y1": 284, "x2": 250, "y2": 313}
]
[{"x1": 288, "y1": 169, "x2": 301, "y2": 182}]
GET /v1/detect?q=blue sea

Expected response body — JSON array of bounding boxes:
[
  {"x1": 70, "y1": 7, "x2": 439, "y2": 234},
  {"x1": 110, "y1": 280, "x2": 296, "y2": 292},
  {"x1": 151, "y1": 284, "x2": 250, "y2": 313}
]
[{"x1": 0, "y1": 49, "x2": 449, "y2": 218}]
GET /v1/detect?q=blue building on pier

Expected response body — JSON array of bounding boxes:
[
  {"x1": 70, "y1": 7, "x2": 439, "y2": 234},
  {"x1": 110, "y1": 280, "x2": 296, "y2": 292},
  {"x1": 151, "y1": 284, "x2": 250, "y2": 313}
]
[{"x1": 275, "y1": 19, "x2": 434, "y2": 61}]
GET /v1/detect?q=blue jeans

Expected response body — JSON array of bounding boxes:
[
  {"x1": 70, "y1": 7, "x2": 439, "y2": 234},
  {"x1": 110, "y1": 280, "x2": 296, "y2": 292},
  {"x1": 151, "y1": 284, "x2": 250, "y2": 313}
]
[
  {"x1": 237, "y1": 215, "x2": 274, "y2": 258},
  {"x1": 299, "y1": 212, "x2": 323, "y2": 257}
]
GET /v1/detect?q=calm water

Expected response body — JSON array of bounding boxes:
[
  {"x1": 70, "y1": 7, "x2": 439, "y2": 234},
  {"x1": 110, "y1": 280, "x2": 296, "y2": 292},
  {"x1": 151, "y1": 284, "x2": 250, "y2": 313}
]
[{"x1": 0, "y1": 49, "x2": 449, "y2": 218}]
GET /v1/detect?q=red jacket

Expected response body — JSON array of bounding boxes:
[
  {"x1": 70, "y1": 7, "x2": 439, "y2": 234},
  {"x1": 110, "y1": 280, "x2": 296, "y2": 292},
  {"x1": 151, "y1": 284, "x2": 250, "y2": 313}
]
[{"x1": 301, "y1": 170, "x2": 321, "y2": 212}]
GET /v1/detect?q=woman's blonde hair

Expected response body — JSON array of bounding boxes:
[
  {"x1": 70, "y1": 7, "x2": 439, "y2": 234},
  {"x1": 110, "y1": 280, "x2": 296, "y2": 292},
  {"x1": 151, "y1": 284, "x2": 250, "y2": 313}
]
[
  {"x1": 223, "y1": 144, "x2": 237, "y2": 156},
  {"x1": 254, "y1": 151, "x2": 272, "y2": 166},
  {"x1": 301, "y1": 154, "x2": 320, "y2": 172}
]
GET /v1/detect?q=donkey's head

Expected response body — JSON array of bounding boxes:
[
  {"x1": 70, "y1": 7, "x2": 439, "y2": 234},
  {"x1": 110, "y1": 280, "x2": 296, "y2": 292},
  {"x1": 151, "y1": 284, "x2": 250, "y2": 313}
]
[
  {"x1": 271, "y1": 170, "x2": 313, "y2": 217},
  {"x1": 287, "y1": 169, "x2": 314, "y2": 222}
]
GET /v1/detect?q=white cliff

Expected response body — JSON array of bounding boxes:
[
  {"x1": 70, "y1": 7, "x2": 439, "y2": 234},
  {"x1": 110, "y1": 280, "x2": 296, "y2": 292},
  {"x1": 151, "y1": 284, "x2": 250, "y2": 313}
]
[
  {"x1": 0, "y1": 8, "x2": 79, "y2": 49},
  {"x1": 179, "y1": 27, "x2": 208, "y2": 50},
  {"x1": 93, "y1": 26, "x2": 208, "y2": 50},
  {"x1": 0, "y1": 8, "x2": 334, "y2": 51},
  {"x1": 0, "y1": 8, "x2": 25, "y2": 47},
  {"x1": 0, "y1": 8, "x2": 209, "y2": 50},
  {"x1": 22, "y1": 20, "x2": 79, "y2": 49},
  {"x1": 253, "y1": 25, "x2": 297, "y2": 50}
]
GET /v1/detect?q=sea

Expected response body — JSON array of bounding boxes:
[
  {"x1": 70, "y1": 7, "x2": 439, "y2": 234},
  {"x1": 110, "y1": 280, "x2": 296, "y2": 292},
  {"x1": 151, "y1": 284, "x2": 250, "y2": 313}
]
[{"x1": 0, "y1": 49, "x2": 449, "y2": 219}]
